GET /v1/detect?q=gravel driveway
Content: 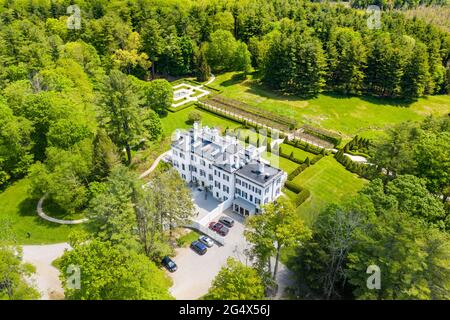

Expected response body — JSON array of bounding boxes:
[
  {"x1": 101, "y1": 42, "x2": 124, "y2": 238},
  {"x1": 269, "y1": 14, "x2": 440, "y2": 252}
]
[
  {"x1": 21, "y1": 243, "x2": 71, "y2": 300},
  {"x1": 168, "y1": 209, "x2": 295, "y2": 300},
  {"x1": 169, "y1": 210, "x2": 251, "y2": 299}
]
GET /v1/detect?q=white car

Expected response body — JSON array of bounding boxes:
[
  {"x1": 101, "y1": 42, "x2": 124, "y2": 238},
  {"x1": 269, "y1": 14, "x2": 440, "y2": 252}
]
[{"x1": 199, "y1": 235, "x2": 214, "y2": 248}]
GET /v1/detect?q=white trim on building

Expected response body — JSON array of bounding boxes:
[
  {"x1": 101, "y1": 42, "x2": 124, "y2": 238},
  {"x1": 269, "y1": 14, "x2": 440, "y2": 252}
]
[{"x1": 171, "y1": 122, "x2": 287, "y2": 216}]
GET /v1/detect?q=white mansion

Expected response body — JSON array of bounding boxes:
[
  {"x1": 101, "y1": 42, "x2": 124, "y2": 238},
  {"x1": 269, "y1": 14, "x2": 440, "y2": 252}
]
[{"x1": 171, "y1": 122, "x2": 287, "y2": 216}]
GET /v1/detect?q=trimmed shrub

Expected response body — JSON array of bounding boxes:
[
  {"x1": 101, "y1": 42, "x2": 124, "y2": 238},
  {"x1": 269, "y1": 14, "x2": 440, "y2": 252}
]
[
  {"x1": 285, "y1": 180, "x2": 303, "y2": 193},
  {"x1": 187, "y1": 110, "x2": 202, "y2": 124},
  {"x1": 293, "y1": 189, "x2": 311, "y2": 207}
]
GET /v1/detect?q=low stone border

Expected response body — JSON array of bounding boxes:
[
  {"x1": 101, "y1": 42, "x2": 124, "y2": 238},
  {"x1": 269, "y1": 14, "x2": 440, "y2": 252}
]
[{"x1": 37, "y1": 194, "x2": 88, "y2": 225}]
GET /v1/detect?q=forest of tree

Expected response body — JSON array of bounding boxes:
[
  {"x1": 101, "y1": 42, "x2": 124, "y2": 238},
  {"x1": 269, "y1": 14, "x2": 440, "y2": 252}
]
[{"x1": 0, "y1": 0, "x2": 449, "y2": 301}]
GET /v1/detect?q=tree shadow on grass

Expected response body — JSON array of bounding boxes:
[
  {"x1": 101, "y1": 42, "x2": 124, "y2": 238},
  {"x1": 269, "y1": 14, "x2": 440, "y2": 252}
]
[
  {"x1": 219, "y1": 72, "x2": 248, "y2": 87},
  {"x1": 357, "y1": 94, "x2": 417, "y2": 108},
  {"x1": 17, "y1": 197, "x2": 63, "y2": 229}
]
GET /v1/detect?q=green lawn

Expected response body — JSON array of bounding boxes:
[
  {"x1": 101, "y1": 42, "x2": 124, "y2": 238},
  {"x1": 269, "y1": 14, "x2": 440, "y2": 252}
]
[
  {"x1": 209, "y1": 72, "x2": 450, "y2": 141},
  {"x1": 161, "y1": 106, "x2": 242, "y2": 137},
  {"x1": 262, "y1": 151, "x2": 298, "y2": 174},
  {"x1": 0, "y1": 178, "x2": 83, "y2": 244},
  {"x1": 176, "y1": 230, "x2": 201, "y2": 247},
  {"x1": 280, "y1": 156, "x2": 367, "y2": 263},
  {"x1": 292, "y1": 156, "x2": 367, "y2": 224},
  {"x1": 278, "y1": 143, "x2": 316, "y2": 162}
]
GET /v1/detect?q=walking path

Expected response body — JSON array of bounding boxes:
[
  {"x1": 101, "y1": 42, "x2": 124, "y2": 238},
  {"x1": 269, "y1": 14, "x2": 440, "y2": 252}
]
[
  {"x1": 37, "y1": 195, "x2": 88, "y2": 225},
  {"x1": 170, "y1": 73, "x2": 216, "y2": 108},
  {"x1": 139, "y1": 150, "x2": 171, "y2": 179}
]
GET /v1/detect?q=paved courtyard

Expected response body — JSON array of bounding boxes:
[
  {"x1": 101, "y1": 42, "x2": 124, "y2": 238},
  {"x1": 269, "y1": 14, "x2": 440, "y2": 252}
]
[
  {"x1": 169, "y1": 209, "x2": 251, "y2": 299},
  {"x1": 191, "y1": 186, "x2": 220, "y2": 222}
]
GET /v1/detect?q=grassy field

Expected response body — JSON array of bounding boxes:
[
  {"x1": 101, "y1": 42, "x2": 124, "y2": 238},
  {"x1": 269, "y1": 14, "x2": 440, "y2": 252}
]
[
  {"x1": 280, "y1": 156, "x2": 367, "y2": 263},
  {"x1": 262, "y1": 151, "x2": 298, "y2": 174},
  {"x1": 279, "y1": 143, "x2": 316, "y2": 161},
  {"x1": 209, "y1": 72, "x2": 450, "y2": 143},
  {"x1": 292, "y1": 156, "x2": 367, "y2": 224},
  {"x1": 0, "y1": 178, "x2": 83, "y2": 244},
  {"x1": 161, "y1": 105, "x2": 242, "y2": 137}
]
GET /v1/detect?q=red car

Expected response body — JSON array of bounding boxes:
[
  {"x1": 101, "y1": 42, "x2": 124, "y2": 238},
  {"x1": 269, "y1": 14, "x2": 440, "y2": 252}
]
[
  {"x1": 209, "y1": 221, "x2": 219, "y2": 231},
  {"x1": 208, "y1": 222, "x2": 229, "y2": 236}
]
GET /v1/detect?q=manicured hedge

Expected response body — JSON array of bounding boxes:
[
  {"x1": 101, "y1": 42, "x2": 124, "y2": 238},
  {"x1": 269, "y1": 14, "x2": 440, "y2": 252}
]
[
  {"x1": 335, "y1": 149, "x2": 378, "y2": 179},
  {"x1": 293, "y1": 189, "x2": 311, "y2": 207},
  {"x1": 284, "y1": 180, "x2": 311, "y2": 207},
  {"x1": 287, "y1": 163, "x2": 309, "y2": 180},
  {"x1": 285, "y1": 138, "x2": 326, "y2": 155},
  {"x1": 285, "y1": 180, "x2": 303, "y2": 193},
  {"x1": 167, "y1": 100, "x2": 197, "y2": 113},
  {"x1": 302, "y1": 125, "x2": 341, "y2": 146}
]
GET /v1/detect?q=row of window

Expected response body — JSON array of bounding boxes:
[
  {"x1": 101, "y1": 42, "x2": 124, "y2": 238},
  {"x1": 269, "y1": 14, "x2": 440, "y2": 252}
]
[
  {"x1": 214, "y1": 181, "x2": 230, "y2": 194},
  {"x1": 214, "y1": 169, "x2": 229, "y2": 182},
  {"x1": 236, "y1": 178, "x2": 264, "y2": 195},
  {"x1": 235, "y1": 188, "x2": 263, "y2": 205}
]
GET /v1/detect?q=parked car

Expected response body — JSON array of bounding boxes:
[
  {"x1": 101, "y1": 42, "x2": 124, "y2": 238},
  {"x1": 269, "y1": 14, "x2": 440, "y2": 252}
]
[
  {"x1": 209, "y1": 222, "x2": 229, "y2": 236},
  {"x1": 208, "y1": 221, "x2": 218, "y2": 231},
  {"x1": 161, "y1": 256, "x2": 177, "y2": 272},
  {"x1": 219, "y1": 216, "x2": 234, "y2": 228},
  {"x1": 209, "y1": 221, "x2": 222, "y2": 232},
  {"x1": 190, "y1": 240, "x2": 207, "y2": 255},
  {"x1": 216, "y1": 224, "x2": 229, "y2": 236},
  {"x1": 199, "y1": 235, "x2": 214, "y2": 248}
]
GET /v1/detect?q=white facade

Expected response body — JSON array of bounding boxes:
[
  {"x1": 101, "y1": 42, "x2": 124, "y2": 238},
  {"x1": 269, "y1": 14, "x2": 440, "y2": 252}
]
[{"x1": 171, "y1": 122, "x2": 287, "y2": 216}]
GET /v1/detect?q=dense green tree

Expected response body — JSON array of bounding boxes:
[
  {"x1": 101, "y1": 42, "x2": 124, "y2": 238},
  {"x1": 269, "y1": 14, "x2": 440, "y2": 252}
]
[
  {"x1": 371, "y1": 116, "x2": 450, "y2": 202},
  {"x1": 100, "y1": 70, "x2": 144, "y2": 164},
  {"x1": 142, "y1": 109, "x2": 163, "y2": 142},
  {"x1": 289, "y1": 196, "x2": 375, "y2": 299},
  {"x1": 327, "y1": 27, "x2": 367, "y2": 94},
  {"x1": 245, "y1": 198, "x2": 311, "y2": 283},
  {"x1": 262, "y1": 32, "x2": 327, "y2": 96},
  {"x1": 195, "y1": 47, "x2": 211, "y2": 82},
  {"x1": 0, "y1": 98, "x2": 33, "y2": 186},
  {"x1": 28, "y1": 139, "x2": 94, "y2": 214},
  {"x1": 59, "y1": 239, "x2": 173, "y2": 300},
  {"x1": 204, "y1": 258, "x2": 265, "y2": 300},
  {"x1": 142, "y1": 79, "x2": 173, "y2": 116},
  {"x1": 87, "y1": 165, "x2": 138, "y2": 244},
  {"x1": 140, "y1": 19, "x2": 164, "y2": 79},
  {"x1": 401, "y1": 41, "x2": 430, "y2": 98},
  {"x1": 205, "y1": 30, "x2": 251, "y2": 73},
  {"x1": 365, "y1": 33, "x2": 405, "y2": 97},
  {"x1": 91, "y1": 128, "x2": 120, "y2": 181},
  {"x1": 347, "y1": 209, "x2": 450, "y2": 299},
  {"x1": 47, "y1": 119, "x2": 92, "y2": 150},
  {"x1": 0, "y1": 245, "x2": 40, "y2": 300}
]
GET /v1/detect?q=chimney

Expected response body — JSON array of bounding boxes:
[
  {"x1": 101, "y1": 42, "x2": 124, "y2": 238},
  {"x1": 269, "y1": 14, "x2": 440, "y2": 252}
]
[
  {"x1": 193, "y1": 121, "x2": 200, "y2": 140},
  {"x1": 234, "y1": 155, "x2": 240, "y2": 168},
  {"x1": 258, "y1": 158, "x2": 265, "y2": 174},
  {"x1": 183, "y1": 135, "x2": 189, "y2": 151},
  {"x1": 174, "y1": 129, "x2": 181, "y2": 141},
  {"x1": 229, "y1": 155, "x2": 235, "y2": 168},
  {"x1": 211, "y1": 128, "x2": 219, "y2": 141}
]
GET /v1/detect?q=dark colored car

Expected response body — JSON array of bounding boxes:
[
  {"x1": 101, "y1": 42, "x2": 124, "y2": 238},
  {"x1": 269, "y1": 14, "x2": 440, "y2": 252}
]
[
  {"x1": 209, "y1": 221, "x2": 222, "y2": 232},
  {"x1": 216, "y1": 224, "x2": 229, "y2": 236},
  {"x1": 162, "y1": 256, "x2": 177, "y2": 272},
  {"x1": 190, "y1": 240, "x2": 207, "y2": 255},
  {"x1": 208, "y1": 221, "x2": 218, "y2": 231},
  {"x1": 219, "y1": 216, "x2": 234, "y2": 228}
]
